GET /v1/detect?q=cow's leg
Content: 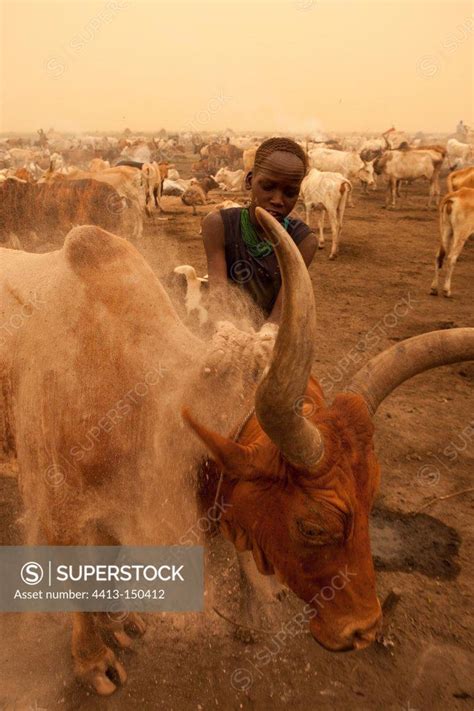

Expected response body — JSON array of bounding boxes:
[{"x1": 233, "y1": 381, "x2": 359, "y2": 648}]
[
  {"x1": 71, "y1": 524, "x2": 146, "y2": 695},
  {"x1": 234, "y1": 551, "x2": 286, "y2": 641},
  {"x1": 328, "y1": 211, "x2": 340, "y2": 260},
  {"x1": 442, "y1": 231, "x2": 468, "y2": 297},
  {"x1": 432, "y1": 174, "x2": 441, "y2": 207},
  {"x1": 347, "y1": 187, "x2": 354, "y2": 207},
  {"x1": 72, "y1": 612, "x2": 127, "y2": 696},
  {"x1": 317, "y1": 210, "x2": 325, "y2": 249},
  {"x1": 430, "y1": 245, "x2": 445, "y2": 295},
  {"x1": 388, "y1": 177, "x2": 397, "y2": 208}
]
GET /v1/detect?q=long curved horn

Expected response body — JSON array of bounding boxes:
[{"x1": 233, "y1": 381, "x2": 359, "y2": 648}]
[
  {"x1": 254, "y1": 207, "x2": 324, "y2": 470},
  {"x1": 346, "y1": 328, "x2": 474, "y2": 416}
]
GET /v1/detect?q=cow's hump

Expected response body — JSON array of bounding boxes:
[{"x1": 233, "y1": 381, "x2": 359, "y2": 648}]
[{"x1": 64, "y1": 225, "x2": 135, "y2": 276}]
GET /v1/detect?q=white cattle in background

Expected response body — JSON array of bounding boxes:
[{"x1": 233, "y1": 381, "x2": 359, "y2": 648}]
[
  {"x1": 375, "y1": 148, "x2": 444, "y2": 208},
  {"x1": 213, "y1": 167, "x2": 245, "y2": 192},
  {"x1": 121, "y1": 142, "x2": 151, "y2": 163},
  {"x1": 308, "y1": 148, "x2": 375, "y2": 201},
  {"x1": 167, "y1": 167, "x2": 180, "y2": 181},
  {"x1": 447, "y1": 139, "x2": 474, "y2": 170},
  {"x1": 300, "y1": 168, "x2": 352, "y2": 259}
]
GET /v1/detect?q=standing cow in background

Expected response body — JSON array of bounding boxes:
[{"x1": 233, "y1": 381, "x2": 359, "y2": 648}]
[
  {"x1": 299, "y1": 168, "x2": 352, "y2": 259},
  {"x1": 308, "y1": 148, "x2": 375, "y2": 201},
  {"x1": 430, "y1": 187, "x2": 474, "y2": 297},
  {"x1": 374, "y1": 148, "x2": 444, "y2": 208}
]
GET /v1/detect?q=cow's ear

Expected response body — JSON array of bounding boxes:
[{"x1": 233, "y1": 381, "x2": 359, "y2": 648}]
[{"x1": 182, "y1": 408, "x2": 255, "y2": 479}]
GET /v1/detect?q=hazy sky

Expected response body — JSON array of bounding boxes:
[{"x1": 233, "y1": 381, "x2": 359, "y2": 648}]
[{"x1": 1, "y1": 0, "x2": 473, "y2": 134}]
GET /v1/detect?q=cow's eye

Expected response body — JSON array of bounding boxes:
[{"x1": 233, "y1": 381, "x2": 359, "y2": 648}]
[
  {"x1": 296, "y1": 518, "x2": 344, "y2": 545},
  {"x1": 296, "y1": 519, "x2": 325, "y2": 540}
]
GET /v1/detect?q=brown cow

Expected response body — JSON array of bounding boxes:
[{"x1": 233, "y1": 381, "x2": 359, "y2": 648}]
[
  {"x1": 0, "y1": 178, "x2": 126, "y2": 246},
  {"x1": 1, "y1": 211, "x2": 472, "y2": 695},
  {"x1": 430, "y1": 187, "x2": 474, "y2": 297},
  {"x1": 447, "y1": 165, "x2": 474, "y2": 192},
  {"x1": 181, "y1": 176, "x2": 219, "y2": 215}
]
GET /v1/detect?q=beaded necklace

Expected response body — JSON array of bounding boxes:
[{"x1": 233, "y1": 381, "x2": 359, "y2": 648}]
[{"x1": 240, "y1": 208, "x2": 290, "y2": 258}]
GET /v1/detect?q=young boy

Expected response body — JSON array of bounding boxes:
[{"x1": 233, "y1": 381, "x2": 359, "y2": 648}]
[{"x1": 202, "y1": 137, "x2": 317, "y2": 324}]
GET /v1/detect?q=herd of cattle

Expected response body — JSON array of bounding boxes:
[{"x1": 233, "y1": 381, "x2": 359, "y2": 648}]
[{"x1": 0, "y1": 126, "x2": 473, "y2": 295}]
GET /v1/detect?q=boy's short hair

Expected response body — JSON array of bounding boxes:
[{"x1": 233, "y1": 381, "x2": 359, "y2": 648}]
[{"x1": 254, "y1": 137, "x2": 309, "y2": 175}]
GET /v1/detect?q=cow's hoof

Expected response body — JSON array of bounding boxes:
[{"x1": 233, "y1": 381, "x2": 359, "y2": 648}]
[
  {"x1": 430, "y1": 287, "x2": 438, "y2": 296},
  {"x1": 329, "y1": 254, "x2": 337, "y2": 260},
  {"x1": 442, "y1": 290, "x2": 452, "y2": 298},
  {"x1": 318, "y1": 244, "x2": 325, "y2": 250},
  {"x1": 75, "y1": 646, "x2": 127, "y2": 696}
]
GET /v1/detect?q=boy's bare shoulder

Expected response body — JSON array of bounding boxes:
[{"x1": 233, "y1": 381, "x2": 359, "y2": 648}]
[
  {"x1": 202, "y1": 210, "x2": 224, "y2": 230},
  {"x1": 202, "y1": 210, "x2": 225, "y2": 250}
]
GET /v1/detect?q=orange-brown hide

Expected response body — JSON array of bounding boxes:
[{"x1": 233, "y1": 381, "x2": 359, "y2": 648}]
[{"x1": 186, "y1": 376, "x2": 382, "y2": 650}]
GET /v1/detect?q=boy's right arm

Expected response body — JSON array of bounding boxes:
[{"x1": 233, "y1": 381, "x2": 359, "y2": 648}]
[{"x1": 202, "y1": 212, "x2": 228, "y2": 291}]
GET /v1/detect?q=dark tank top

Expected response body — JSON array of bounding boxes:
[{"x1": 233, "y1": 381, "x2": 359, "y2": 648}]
[{"x1": 221, "y1": 208, "x2": 312, "y2": 316}]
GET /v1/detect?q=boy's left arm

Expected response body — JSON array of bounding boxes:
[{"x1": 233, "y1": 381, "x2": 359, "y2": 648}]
[{"x1": 266, "y1": 231, "x2": 318, "y2": 325}]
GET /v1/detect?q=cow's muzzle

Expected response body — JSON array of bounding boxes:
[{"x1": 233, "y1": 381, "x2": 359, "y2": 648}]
[{"x1": 309, "y1": 608, "x2": 382, "y2": 652}]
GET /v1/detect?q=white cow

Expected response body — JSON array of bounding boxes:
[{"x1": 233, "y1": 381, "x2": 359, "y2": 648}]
[
  {"x1": 173, "y1": 265, "x2": 209, "y2": 324},
  {"x1": 308, "y1": 148, "x2": 375, "y2": 202},
  {"x1": 430, "y1": 187, "x2": 474, "y2": 297},
  {"x1": 375, "y1": 149, "x2": 444, "y2": 207},
  {"x1": 213, "y1": 167, "x2": 245, "y2": 192},
  {"x1": 300, "y1": 168, "x2": 352, "y2": 259},
  {"x1": 447, "y1": 139, "x2": 474, "y2": 170},
  {"x1": 141, "y1": 161, "x2": 162, "y2": 213}
]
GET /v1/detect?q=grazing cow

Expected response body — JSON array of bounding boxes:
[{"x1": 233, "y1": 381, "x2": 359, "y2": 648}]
[
  {"x1": 447, "y1": 166, "x2": 474, "y2": 192},
  {"x1": 0, "y1": 178, "x2": 125, "y2": 246},
  {"x1": 447, "y1": 138, "x2": 474, "y2": 170},
  {"x1": 213, "y1": 167, "x2": 245, "y2": 192},
  {"x1": 1, "y1": 212, "x2": 472, "y2": 696},
  {"x1": 308, "y1": 148, "x2": 375, "y2": 196},
  {"x1": 300, "y1": 168, "x2": 352, "y2": 259},
  {"x1": 430, "y1": 187, "x2": 474, "y2": 297},
  {"x1": 374, "y1": 149, "x2": 444, "y2": 208},
  {"x1": 181, "y1": 176, "x2": 219, "y2": 215}
]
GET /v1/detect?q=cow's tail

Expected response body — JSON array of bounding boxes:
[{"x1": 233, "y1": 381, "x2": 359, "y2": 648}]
[
  {"x1": 439, "y1": 195, "x2": 454, "y2": 247},
  {"x1": 338, "y1": 180, "x2": 352, "y2": 221}
]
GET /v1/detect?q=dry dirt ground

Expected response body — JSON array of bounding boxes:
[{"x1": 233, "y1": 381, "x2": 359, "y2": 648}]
[{"x1": 0, "y1": 161, "x2": 473, "y2": 711}]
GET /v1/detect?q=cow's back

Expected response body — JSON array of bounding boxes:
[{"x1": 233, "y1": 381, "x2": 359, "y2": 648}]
[{"x1": 0, "y1": 179, "x2": 124, "y2": 244}]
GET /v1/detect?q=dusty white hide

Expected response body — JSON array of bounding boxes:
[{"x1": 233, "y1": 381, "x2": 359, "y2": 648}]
[{"x1": 0, "y1": 230, "x2": 277, "y2": 555}]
